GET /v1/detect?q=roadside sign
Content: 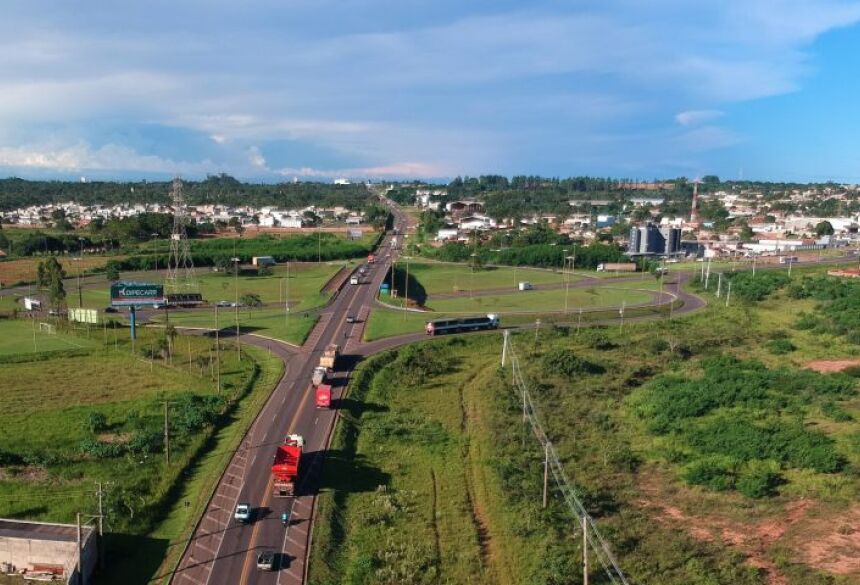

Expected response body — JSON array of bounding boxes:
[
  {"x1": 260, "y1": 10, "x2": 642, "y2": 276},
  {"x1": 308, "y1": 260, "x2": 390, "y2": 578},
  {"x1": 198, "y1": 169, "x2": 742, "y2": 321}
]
[
  {"x1": 110, "y1": 282, "x2": 165, "y2": 306},
  {"x1": 69, "y1": 308, "x2": 98, "y2": 324}
]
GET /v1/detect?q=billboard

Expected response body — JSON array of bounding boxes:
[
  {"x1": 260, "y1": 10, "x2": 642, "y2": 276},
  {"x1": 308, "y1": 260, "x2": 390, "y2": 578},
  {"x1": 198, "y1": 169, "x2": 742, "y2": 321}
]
[
  {"x1": 69, "y1": 308, "x2": 98, "y2": 324},
  {"x1": 110, "y1": 282, "x2": 166, "y2": 307}
]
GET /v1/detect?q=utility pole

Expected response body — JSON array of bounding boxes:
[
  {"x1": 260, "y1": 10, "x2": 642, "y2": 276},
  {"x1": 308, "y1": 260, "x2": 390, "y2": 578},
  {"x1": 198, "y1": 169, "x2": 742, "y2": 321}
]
[
  {"x1": 76, "y1": 512, "x2": 83, "y2": 585},
  {"x1": 163, "y1": 401, "x2": 170, "y2": 465},
  {"x1": 501, "y1": 330, "x2": 509, "y2": 367},
  {"x1": 404, "y1": 256, "x2": 410, "y2": 319},
  {"x1": 716, "y1": 273, "x2": 722, "y2": 298},
  {"x1": 726, "y1": 281, "x2": 732, "y2": 307},
  {"x1": 542, "y1": 442, "x2": 550, "y2": 508},
  {"x1": 705, "y1": 258, "x2": 711, "y2": 289},
  {"x1": 577, "y1": 308, "x2": 583, "y2": 333},
  {"x1": 788, "y1": 257, "x2": 793, "y2": 277},
  {"x1": 533, "y1": 318, "x2": 540, "y2": 349},
  {"x1": 562, "y1": 249, "x2": 569, "y2": 314},
  {"x1": 232, "y1": 256, "x2": 241, "y2": 362},
  {"x1": 582, "y1": 515, "x2": 589, "y2": 585},
  {"x1": 619, "y1": 301, "x2": 625, "y2": 331},
  {"x1": 96, "y1": 482, "x2": 105, "y2": 570},
  {"x1": 752, "y1": 256, "x2": 757, "y2": 276},
  {"x1": 214, "y1": 305, "x2": 221, "y2": 393},
  {"x1": 78, "y1": 237, "x2": 85, "y2": 309}
]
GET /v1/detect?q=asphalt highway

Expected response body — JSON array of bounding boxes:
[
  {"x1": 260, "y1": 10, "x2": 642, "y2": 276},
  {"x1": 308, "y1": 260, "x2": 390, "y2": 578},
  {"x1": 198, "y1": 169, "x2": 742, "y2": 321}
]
[{"x1": 170, "y1": 200, "x2": 413, "y2": 585}]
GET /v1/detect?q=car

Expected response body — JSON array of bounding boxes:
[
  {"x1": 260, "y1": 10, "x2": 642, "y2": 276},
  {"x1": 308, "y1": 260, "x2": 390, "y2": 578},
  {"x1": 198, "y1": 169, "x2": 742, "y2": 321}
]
[
  {"x1": 346, "y1": 315, "x2": 357, "y2": 324},
  {"x1": 216, "y1": 300, "x2": 232, "y2": 307},
  {"x1": 234, "y1": 503, "x2": 252, "y2": 524},
  {"x1": 256, "y1": 550, "x2": 277, "y2": 571},
  {"x1": 104, "y1": 306, "x2": 118, "y2": 314}
]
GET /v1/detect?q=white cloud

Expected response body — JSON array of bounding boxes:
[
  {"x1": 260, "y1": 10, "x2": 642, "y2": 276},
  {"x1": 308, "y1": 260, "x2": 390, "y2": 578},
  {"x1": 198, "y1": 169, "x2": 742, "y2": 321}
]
[
  {"x1": 247, "y1": 146, "x2": 267, "y2": 169},
  {"x1": 275, "y1": 161, "x2": 448, "y2": 179},
  {"x1": 675, "y1": 110, "x2": 725, "y2": 126},
  {"x1": 0, "y1": 142, "x2": 219, "y2": 175}
]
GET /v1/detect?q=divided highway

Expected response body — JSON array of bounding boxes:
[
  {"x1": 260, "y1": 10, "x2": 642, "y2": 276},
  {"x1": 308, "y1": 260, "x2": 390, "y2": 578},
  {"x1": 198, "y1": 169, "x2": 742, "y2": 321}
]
[{"x1": 170, "y1": 204, "x2": 413, "y2": 585}]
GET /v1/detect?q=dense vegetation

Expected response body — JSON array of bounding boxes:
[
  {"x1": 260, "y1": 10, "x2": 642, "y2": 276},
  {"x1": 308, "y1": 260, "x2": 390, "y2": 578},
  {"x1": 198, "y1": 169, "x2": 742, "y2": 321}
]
[
  {"x1": 631, "y1": 355, "x2": 853, "y2": 496},
  {"x1": 0, "y1": 174, "x2": 371, "y2": 211}
]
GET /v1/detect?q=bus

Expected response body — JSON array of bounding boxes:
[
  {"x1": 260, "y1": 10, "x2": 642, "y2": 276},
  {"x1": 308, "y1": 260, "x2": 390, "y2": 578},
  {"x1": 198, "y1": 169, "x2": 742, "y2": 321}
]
[
  {"x1": 166, "y1": 293, "x2": 205, "y2": 307},
  {"x1": 425, "y1": 314, "x2": 499, "y2": 336}
]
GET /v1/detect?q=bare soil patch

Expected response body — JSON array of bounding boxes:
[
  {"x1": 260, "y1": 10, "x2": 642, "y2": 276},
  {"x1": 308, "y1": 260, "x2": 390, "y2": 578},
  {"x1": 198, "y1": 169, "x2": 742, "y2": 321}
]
[
  {"x1": 804, "y1": 359, "x2": 860, "y2": 373},
  {"x1": 634, "y1": 471, "x2": 851, "y2": 584}
]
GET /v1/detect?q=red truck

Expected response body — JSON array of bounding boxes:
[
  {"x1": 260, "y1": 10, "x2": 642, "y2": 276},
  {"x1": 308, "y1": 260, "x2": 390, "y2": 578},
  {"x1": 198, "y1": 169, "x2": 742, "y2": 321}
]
[
  {"x1": 272, "y1": 434, "x2": 304, "y2": 497},
  {"x1": 315, "y1": 384, "x2": 332, "y2": 409},
  {"x1": 367, "y1": 254, "x2": 375, "y2": 264}
]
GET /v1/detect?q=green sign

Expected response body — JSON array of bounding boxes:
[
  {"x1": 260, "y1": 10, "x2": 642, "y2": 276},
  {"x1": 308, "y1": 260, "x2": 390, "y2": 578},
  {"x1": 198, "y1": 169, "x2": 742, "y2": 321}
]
[{"x1": 110, "y1": 282, "x2": 165, "y2": 306}]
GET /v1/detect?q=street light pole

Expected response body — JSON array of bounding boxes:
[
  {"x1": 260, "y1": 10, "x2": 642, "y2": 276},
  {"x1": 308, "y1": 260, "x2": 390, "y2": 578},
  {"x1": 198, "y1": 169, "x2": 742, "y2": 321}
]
[
  {"x1": 78, "y1": 237, "x2": 85, "y2": 308},
  {"x1": 232, "y1": 256, "x2": 241, "y2": 362}
]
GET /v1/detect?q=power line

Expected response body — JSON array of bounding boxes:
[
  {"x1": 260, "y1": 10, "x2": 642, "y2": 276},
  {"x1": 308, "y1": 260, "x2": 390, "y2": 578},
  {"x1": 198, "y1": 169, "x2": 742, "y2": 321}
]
[{"x1": 503, "y1": 333, "x2": 631, "y2": 585}]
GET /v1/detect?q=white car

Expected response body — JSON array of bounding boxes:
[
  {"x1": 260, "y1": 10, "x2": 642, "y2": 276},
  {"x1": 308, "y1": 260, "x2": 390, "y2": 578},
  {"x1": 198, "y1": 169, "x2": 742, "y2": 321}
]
[{"x1": 234, "y1": 503, "x2": 251, "y2": 524}]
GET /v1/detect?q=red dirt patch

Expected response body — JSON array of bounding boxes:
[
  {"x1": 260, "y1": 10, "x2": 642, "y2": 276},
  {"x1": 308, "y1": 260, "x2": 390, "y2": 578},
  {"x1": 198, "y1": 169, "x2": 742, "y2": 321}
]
[
  {"x1": 798, "y1": 506, "x2": 860, "y2": 575},
  {"x1": 637, "y1": 473, "x2": 824, "y2": 584},
  {"x1": 804, "y1": 359, "x2": 860, "y2": 373}
]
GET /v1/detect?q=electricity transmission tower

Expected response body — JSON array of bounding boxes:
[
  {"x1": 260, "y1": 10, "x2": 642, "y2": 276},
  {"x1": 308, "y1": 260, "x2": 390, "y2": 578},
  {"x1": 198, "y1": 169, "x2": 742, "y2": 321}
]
[{"x1": 165, "y1": 177, "x2": 197, "y2": 292}]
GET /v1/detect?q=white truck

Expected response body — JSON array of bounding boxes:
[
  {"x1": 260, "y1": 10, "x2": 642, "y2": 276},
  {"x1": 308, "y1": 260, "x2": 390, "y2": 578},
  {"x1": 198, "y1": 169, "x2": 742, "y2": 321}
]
[
  {"x1": 518, "y1": 281, "x2": 533, "y2": 291},
  {"x1": 350, "y1": 276, "x2": 360, "y2": 285},
  {"x1": 312, "y1": 366, "x2": 327, "y2": 387}
]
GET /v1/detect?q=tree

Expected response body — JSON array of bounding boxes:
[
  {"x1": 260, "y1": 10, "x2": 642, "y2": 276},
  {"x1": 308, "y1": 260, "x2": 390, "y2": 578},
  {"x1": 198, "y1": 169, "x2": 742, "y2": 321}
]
[
  {"x1": 0, "y1": 227, "x2": 8, "y2": 252},
  {"x1": 37, "y1": 257, "x2": 67, "y2": 311},
  {"x1": 239, "y1": 293, "x2": 263, "y2": 308},
  {"x1": 105, "y1": 260, "x2": 121, "y2": 282},
  {"x1": 739, "y1": 222, "x2": 754, "y2": 242},
  {"x1": 815, "y1": 221, "x2": 834, "y2": 236}
]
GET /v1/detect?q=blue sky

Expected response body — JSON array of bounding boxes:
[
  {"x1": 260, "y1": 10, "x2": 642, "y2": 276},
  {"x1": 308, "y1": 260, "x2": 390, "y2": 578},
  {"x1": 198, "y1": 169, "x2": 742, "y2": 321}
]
[{"x1": 2, "y1": 0, "x2": 860, "y2": 182}]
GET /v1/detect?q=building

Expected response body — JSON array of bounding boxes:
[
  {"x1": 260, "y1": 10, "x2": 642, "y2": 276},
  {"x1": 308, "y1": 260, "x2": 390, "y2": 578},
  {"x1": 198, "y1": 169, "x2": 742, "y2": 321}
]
[
  {"x1": 628, "y1": 224, "x2": 681, "y2": 256},
  {"x1": 0, "y1": 518, "x2": 97, "y2": 584}
]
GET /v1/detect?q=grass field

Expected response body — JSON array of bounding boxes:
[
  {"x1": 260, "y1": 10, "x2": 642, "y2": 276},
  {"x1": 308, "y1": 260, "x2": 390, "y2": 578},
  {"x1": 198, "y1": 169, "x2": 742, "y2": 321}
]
[
  {"x1": 150, "y1": 307, "x2": 319, "y2": 346},
  {"x1": 394, "y1": 261, "x2": 577, "y2": 295},
  {"x1": 0, "y1": 255, "x2": 122, "y2": 286},
  {"x1": 424, "y1": 285, "x2": 654, "y2": 313},
  {"x1": 310, "y1": 344, "x2": 506, "y2": 584},
  {"x1": 0, "y1": 318, "x2": 98, "y2": 355},
  {"x1": 317, "y1": 267, "x2": 860, "y2": 584},
  {"x1": 0, "y1": 322, "x2": 282, "y2": 585}
]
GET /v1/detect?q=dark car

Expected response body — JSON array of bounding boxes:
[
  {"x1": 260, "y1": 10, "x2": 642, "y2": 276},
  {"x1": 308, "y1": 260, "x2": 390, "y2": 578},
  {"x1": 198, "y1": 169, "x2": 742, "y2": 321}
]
[
  {"x1": 104, "y1": 307, "x2": 118, "y2": 314},
  {"x1": 256, "y1": 550, "x2": 277, "y2": 571}
]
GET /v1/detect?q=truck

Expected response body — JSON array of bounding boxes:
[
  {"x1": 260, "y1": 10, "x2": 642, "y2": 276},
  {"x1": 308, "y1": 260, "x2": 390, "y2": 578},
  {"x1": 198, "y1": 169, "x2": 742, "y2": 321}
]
[
  {"x1": 597, "y1": 262, "x2": 637, "y2": 272},
  {"x1": 518, "y1": 281, "x2": 533, "y2": 291},
  {"x1": 319, "y1": 344, "x2": 340, "y2": 369},
  {"x1": 252, "y1": 256, "x2": 276, "y2": 267},
  {"x1": 367, "y1": 254, "x2": 376, "y2": 264},
  {"x1": 272, "y1": 435, "x2": 304, "y2": 497},
  {"x1": 312, "y1": 366, "x2": 327, "y2": 387},
  {"x1": 23, "y1": 297, "x2": 42, "y2": 311},
  {"x1": 315, "y1": 384, "x2": 332, "y2": 409},
  {"x1": 779, "y1": 256, "x2": 799, "y2": 264},
  {"x1": 350, "y1": 276, "x2": 360, "y2": 285}
]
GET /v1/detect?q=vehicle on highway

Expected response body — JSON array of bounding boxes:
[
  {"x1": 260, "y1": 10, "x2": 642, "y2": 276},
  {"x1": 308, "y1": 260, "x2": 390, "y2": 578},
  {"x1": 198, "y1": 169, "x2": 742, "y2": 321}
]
[
  {"x1": 425, "y1": 314, "x2": 500, "y2": 336},
  {"x1": 311, "y1": 366, "x2": 327, "y2": 387},
  {"x1": 104, "y1": 306, "x2": 118, "y2": 313},
  {"x1": 315, "y1": 384, "x2": 332, "y2": 409},
  {"x1": 350, "y1": 276, "x2": 360, "y2": 285},
  {"x1": 319, "y1": 343, "x2": 339, "y2": 369},
  {"x1": 346, "y1": 315, "x2": 357, "y2": 323},
  {"x1": 216, "y1": 300, "x2": 232, "y2": 307},
  {"x1": 518, "y1": 281, "x2": 533, "y2": 291},
  {"x1": 272, "y1": 435, "x2": 304, "y2": 497},
  {"x1": 234, "y1": 503, "x2": 252, "y2": 524},
  {"x1": 256, "y1": 550, "x2": 277, "y2": 571},
  {"x1": 779, "y1": 256, "x2": 799, "y2": 264}
]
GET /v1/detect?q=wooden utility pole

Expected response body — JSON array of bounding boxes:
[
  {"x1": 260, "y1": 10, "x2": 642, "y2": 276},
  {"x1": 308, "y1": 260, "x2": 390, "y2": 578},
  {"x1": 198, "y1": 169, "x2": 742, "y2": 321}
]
[
  {"x1": 582, "y1": 514, "x2": 589, "y2": 585},
  {"x1": 215, "y1": 305, "x2": 221, "y2": 393},
  {"x1": 76, "y1": 512, "x2": 83, "y2": 585},
  {"x1": 96, "y1": 482, "x2": 105, "y2": 570},
  {"x1": 542, "y1": 442, "x2": 550, "y2": 508},
  {"x1": 163, "y1": 401, "x2": 170, "y2": 465}
]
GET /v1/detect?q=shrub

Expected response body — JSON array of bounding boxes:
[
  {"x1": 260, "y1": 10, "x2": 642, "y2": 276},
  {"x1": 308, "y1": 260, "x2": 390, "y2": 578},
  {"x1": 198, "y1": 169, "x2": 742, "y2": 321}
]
[
  {"x1": 85, "y1": 412, "x2": 109, "y2": 433},
  {"x1": 821, "y1": 401, "x2": 854, "y2": 422},
  {"x1": 541, "y1": 348, "x2": 604, "y2": 377},
  {"x1": 767, "y1": 338, "x2": 796, "y2": 355},
  {"x1": 683, "y1": 455, "x2": 737, "y2": 491},
  {"x1": 736, "y1": 460, "x2": 782, "y2": 498}
]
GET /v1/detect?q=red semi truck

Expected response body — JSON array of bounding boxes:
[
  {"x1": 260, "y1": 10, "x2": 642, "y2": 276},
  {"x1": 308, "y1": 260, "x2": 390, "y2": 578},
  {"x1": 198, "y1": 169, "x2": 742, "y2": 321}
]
[
  {"x1": 315, "y1": 384, "x2": 332, "y2": 409},
  {"x1": 367, "y1": 254, "x2": 375, "y2": 264},
  {"x1": 272, "y1": 434, "x2": 304, "y2": 497}
]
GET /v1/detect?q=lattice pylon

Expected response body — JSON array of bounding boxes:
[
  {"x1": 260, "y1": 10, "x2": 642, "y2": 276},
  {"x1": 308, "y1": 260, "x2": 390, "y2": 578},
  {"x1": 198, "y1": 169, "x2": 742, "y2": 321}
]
[{"x1": 165, "y1": 176, "x2": 197, "y2": 292}]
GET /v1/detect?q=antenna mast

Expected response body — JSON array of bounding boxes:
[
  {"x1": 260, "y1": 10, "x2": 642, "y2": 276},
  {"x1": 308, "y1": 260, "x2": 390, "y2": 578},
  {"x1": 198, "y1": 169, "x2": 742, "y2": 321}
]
[{"x1": 165, "y1": 176, "x2": 196, "y2": 291}]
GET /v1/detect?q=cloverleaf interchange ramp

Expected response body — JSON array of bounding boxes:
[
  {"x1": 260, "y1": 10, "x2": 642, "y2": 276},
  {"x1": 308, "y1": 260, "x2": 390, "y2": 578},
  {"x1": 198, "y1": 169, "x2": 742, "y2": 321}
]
[{"x1": 167, "y1": 200, "x2": 707, "y2": 585}]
